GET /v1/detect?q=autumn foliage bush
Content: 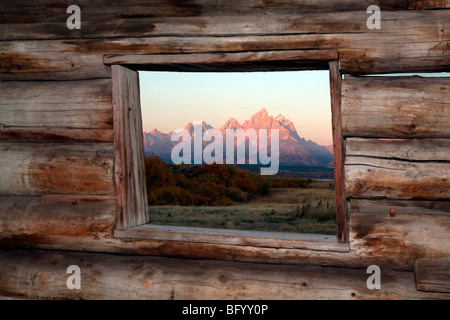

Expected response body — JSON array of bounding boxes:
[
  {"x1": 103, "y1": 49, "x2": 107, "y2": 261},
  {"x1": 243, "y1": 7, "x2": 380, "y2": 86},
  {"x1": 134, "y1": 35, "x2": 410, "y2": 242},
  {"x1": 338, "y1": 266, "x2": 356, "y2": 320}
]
[{"x1": 145, "y1": 154, "x2": 308, "y2": 206}]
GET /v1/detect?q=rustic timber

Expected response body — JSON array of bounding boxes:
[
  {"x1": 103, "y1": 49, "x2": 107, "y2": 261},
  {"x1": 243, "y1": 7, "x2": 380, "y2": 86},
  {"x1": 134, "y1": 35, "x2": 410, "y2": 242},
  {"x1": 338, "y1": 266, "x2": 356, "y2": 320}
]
[
  {"x1": 1, "y1": 249, "x2": 449, "y2": 300},
  {"x1": 350, "y1": 210, "x2": 450, "y2": 265},
  {"x1": 0, "y1": 0, "x2": 411, "y2": 21},
  {"x1": 0, "y1": 128, "x2": 113, "y2": 143},
  {"x1": 409, "y1": 0, "x2": 450, "y2": 9},
  {"x1": 329, "y1": 60, "x2": 348, "y2": 243},
  {"x1": 0, "y1": 10, "x2": 445, "y2": 40},
  {"x1": 345, "y1": 156, "x2": 450, "y2": 200},
  {"x1": 0, "y1": 79, "x2": 113, "y2": 129},
  {"x1": 346, "y1": 138, "x2": 450, "y2": 161},
  {"x1": 41, "y1": 195, "x2": 117, "y2": 204},
  {"x1": 342, "y1": 76, "x2": 450, "y2": 138},
  {"x1": 415, "y1": 258, "x2": 450, "y2": 293},
  {"x1": 0, "y1": 10, "x2": 448, "y2": 80},
  {"x1": 0, "y1": 142, "x2": 115, "y2": 196},
  {"x1": 112, "y1": 65, "x2": 148, "y2": 230},
  {"x1": 0, "y1": 196, "x2": 115, "y2": 238},
  {"x1": 115, "y1": 224, "x2": 349, "y2": 252},
  {"x1": 357, "y1": 199, "x2": 450, "y2": 216},
  {"x1": 104, "y1": 50, "x2": 337, "y2": 72}
]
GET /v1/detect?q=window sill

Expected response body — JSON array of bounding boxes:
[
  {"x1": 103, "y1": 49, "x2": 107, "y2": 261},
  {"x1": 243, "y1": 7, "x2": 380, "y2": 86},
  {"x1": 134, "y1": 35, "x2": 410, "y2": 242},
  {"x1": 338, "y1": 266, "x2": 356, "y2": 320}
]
[{"x1": 114, "y1": 224, "x2": 350, "y2": 252}]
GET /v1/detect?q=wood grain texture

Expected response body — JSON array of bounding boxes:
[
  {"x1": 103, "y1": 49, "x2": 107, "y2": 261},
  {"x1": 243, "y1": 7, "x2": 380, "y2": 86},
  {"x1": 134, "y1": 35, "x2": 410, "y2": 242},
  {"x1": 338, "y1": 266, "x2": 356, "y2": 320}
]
[
  {"x1": 345, "y1": 156, "x2": 449, "y2": 200},
  {"x1": 104, "y1": 50, "x2": 337, "y2": 72},
  {"x1": 116, "y1": 224, "x2": 349, "y2": 252},
  {"x1": 346, "y1": 138, "x2": 450, "y2": 161},
  {"x1": 415, "y1": 258, "x2": 450, "y2": 293},
  {"x1": 357, "y1": 199, "x2": 450, "y2": 215},
  {"x1": 41, "y1": 195, "x2": 117, "y2": 204},
  {"x1": 0, "y1": 79, "x2": 113, "y2": 129},
  {"x1": 0, "y1": 0, "x2": 410, "y2": 19},
  {"x1": 1, "y1": 249, "x2": 449, "y2": 300},
  {"x1": 0, "y1": 10, "x2": 448, "y2": 79},
  {"x1": 409, "y1": 0, "x2": 450, "y2": 9},
  {"x1": 0, "y1": 9, "x2": 442, "y2": 40},
  {"x1": 342, "y1": 76, "x2": 450, "y2": 138},
  {"x1": 329, "y1": 60, "x2": 348, "y2": 243},
  {"x1": 112, "y1": 65, "x2": 148, "y2": 230},
  {"x1": 0, "y1": 128, "x2": 113, "y2": 143},
  {"x1": 0, "y1": 143, "x2": 115, "y2": 196},
  {"x1": 350, "y1": 210, "x2": 450, "y2": 265},
  {"x1": 0, "y1": 197, "x2": 115, "y2": 238}
]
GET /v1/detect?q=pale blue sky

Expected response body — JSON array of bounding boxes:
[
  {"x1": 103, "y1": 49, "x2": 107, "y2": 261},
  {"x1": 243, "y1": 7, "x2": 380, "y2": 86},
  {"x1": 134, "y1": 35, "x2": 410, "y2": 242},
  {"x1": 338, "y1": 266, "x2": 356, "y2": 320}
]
[{"x1": 139, "y1": 70, "x2": 333, "y2": 145}]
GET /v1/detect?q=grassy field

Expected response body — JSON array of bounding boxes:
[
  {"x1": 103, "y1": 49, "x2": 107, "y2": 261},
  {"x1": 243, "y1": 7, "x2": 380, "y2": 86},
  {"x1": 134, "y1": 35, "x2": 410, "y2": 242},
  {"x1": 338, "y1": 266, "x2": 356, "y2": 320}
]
[{"x1": 147, "y1": 187, "x2": 337, "y2": 235}]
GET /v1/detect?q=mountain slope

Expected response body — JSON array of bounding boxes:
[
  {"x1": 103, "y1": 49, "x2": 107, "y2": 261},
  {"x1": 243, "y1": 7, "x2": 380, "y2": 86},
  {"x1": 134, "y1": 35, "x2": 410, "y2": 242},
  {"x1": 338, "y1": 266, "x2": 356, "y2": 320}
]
[{"x1": 143, "y1": 108, "x2": 333, "y2": 167}]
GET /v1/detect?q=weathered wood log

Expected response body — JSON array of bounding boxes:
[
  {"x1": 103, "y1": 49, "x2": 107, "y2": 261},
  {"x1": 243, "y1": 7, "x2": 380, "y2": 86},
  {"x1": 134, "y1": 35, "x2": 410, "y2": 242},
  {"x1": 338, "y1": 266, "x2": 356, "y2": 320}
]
[
  {"x1": 350, "y1": 210, "x2": 450, "y2": 265},
  {"x1": 0, "y1": 128, "x2": 114, "y2": 143},
  {"x1": 41, "y1": 195, "x2": 117, "y2": 204},
  {"x1": 346, "y1": 138, "x2": 450, "y2": 161},
  {"x1": 0, "y1": 79, "x2": 113, "y2": 129},
  {"x1": 329, "y1": 60, "x2": 348, "y2": 243},
  {"x1": 104, "y1": 50, "x2": 337, "y2": 72},
  {"x1": 0, "y1": 197, "x2": 115, "y2": 238},
  {"x1": 0, "y1": 10, "x2": 448, "y2": 79},
  {"x1": 0, "y1": 143, "x2": 115, "y2": 196},
  {"x1": 0, "y1": 9, "x2": 445, "y2": 40},
  {"x1": 0, "y1": 0, "x2": 410, "y2": 20},
  {"x1": 1, "y1": 249, "x2": 449, "y2": 300},
  {"x1": 409, "y1": 0, "x2": 450, "y2": 9},
  {"x1": 357, "y1": 199, "x2": 450, "y2": 216},
  {"x1": 345, "y1": 156, "x2": 450, "y2": 200},
  {"x1": 342, "y1": 77, "x2": 450, "y2": 138},
  {"x1": 415, "y1": 258, "x2": 450, "y2": 293},
  {"x1": 115, "y1": 224, "x2": 349, "y2": 252},
  {"x1": 112, "y1": 65, "x2": 148, "y2": 229}
]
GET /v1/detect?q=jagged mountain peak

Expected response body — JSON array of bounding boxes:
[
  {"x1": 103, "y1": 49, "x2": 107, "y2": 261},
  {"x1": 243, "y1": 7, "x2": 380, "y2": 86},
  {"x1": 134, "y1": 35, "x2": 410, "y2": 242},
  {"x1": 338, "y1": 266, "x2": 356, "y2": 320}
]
[{"x1": 143, "y1": 108, "x2": 333, "y2": 167}]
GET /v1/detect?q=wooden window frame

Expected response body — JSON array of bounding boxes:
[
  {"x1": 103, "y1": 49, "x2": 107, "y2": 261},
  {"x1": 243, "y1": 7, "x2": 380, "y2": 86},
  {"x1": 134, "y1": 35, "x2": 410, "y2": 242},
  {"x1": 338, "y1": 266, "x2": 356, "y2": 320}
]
[{"x1": 107, "y1": 50, "x2": 349, "y2": 256}]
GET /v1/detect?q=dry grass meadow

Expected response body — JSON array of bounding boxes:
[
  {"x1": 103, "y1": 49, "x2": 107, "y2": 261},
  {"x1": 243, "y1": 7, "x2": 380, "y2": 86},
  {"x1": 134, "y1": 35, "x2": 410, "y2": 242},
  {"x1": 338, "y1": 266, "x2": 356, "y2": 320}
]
[{"x1": 147, "y1": 187, "x2": 337, "y2": 235}]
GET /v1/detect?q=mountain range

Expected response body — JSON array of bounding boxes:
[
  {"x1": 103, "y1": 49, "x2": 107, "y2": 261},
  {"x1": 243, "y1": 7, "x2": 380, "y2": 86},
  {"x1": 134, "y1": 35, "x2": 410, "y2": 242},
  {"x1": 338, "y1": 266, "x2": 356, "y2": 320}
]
[{"x1": 143, "y1": 108, "x2": 333, "y2": 167}]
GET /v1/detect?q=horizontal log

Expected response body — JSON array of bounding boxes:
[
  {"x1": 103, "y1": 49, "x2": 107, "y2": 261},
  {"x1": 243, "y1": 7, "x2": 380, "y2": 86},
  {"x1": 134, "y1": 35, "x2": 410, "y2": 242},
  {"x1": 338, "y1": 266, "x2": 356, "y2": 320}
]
[
  {"x1": 0, "y1": 79, "x2": 113, "y2": 128},
  {"x1": 415, "y1": 258, "x2": 450, "y2": 293},
  {"x1": 357, "y1": 199, "x2": 450, "y2": 216},
  {"x1": 0, "y1": 9, "x2": 445, "y2": 40},
  {"x1": 346, "y1": 138, "x2": 450, "y2": 161},
  {"x1": 342, "y1": 76, "x2": 450, "y2": 138},
  {"x1": 0, "y1": 196, "x2": 115, "y2": 238},
  {"x1": 0, "y1": 0, "x2": 409, "y2": 20},
  {"x1": 345, "y1": 156, "x2": 450, "y2": 200},
  {"x1": 116, "y1": 224, "x2": 349, "y2": 252},
  {"x1": 0, "y1": 10, "x2": 448, "y2": 79},
  {"x1": 0, "y1": 41, "x2": 111, "y2": 80},
  {"x1": 41, "y1": 195, "x2": 117, "y2": 204},
  {"x1": 0, "y1": 143, "x2": 115, "y2": 196},
  {"x1": 409, "y1": 0, "x2": 450, "y2": 9},
  {"x1": 1, "y1": 249, "x2": 448, "y2": 300},
  {"x1": 0, "y1": 128, "x2": 113, "y2": 143},
  {"x1": 350, "y1": 209, "x2": 450, "y2": 265},
  {"x1": 104, "y1": 50, "x2": 337, "y2": 72}
]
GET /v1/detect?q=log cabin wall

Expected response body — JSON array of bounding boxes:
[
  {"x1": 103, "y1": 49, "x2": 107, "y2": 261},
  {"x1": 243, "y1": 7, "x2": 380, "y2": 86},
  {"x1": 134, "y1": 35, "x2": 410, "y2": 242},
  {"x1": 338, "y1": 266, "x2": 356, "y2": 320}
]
[{"x1": 0, "y1": 0, "x2": 449, "y2": 299}]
